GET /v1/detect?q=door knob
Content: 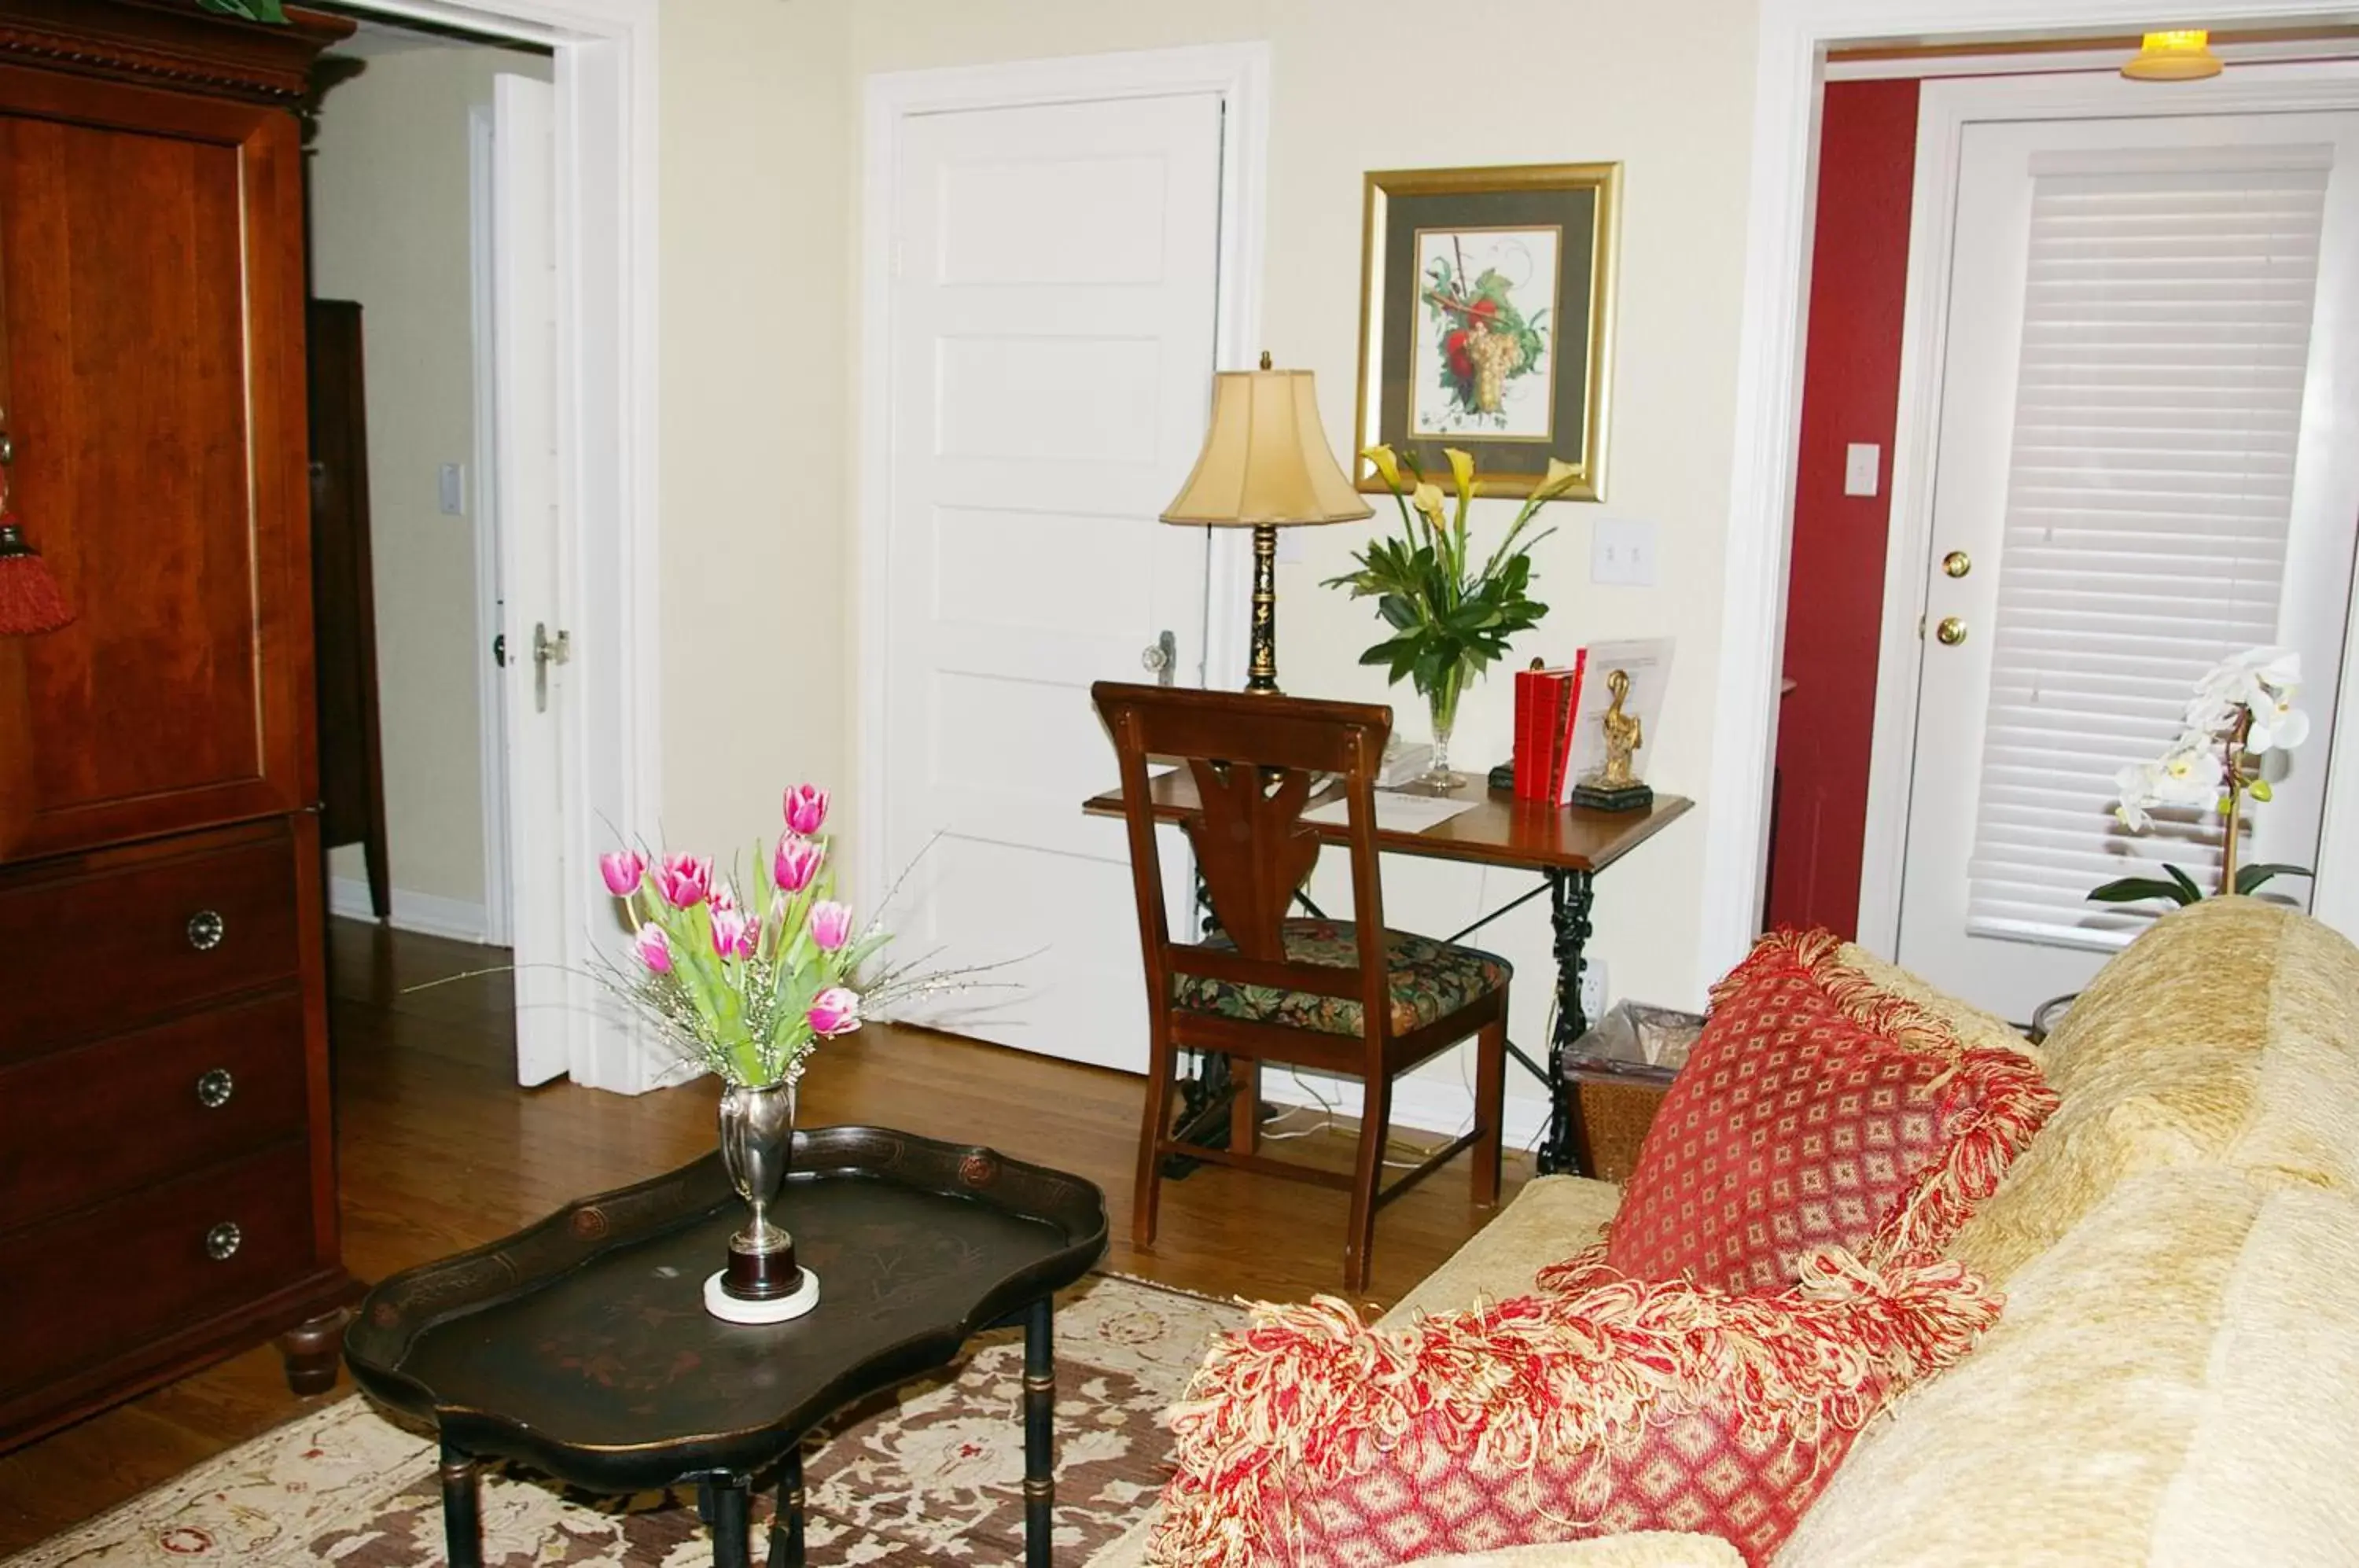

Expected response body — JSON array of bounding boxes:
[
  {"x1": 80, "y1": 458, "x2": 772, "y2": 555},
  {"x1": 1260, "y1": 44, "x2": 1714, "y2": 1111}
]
[
  {"x1": 1935, "y1": 617, "x2": 1968, "y2": 646},
  {"x1": 1141, "y1": 629, "x2": 1177, "y2": 686},
  {"x1": 1941, "y1": 550, "x2": 1972, "y2": 578},
  {"x1": 532, "y1": 621, "x2": 571, "y2": 713}
]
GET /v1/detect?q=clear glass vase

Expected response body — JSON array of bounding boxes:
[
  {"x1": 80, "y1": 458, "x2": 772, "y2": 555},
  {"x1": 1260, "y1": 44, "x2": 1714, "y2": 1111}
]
[{"x1": 1419, "y1": 665, "x2": 1469, "y2": 793}]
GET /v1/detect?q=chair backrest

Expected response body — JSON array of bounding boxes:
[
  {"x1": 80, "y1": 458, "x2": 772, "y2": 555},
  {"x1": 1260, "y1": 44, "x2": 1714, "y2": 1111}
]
[{"x1": 1091, "y1": 682, "x2": 1396, "y2": 1043}]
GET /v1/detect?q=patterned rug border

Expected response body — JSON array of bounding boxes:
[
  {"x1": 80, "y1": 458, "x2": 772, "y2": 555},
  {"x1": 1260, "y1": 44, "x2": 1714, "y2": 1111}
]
[{"x1": 4, "y1": 1270, "x2": 1243, "y2": 1568}]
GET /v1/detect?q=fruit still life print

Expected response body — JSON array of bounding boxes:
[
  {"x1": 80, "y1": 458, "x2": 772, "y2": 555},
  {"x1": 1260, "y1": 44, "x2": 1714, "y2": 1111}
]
[{"x1": 1412, "y1": 226, "x2": 1559, "y2": 439}]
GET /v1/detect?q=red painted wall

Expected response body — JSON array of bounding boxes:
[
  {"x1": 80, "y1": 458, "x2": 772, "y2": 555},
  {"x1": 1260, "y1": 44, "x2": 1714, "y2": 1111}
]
[{"x1": 1765, "y1": 78, "x2": 1921, "y2": 938}]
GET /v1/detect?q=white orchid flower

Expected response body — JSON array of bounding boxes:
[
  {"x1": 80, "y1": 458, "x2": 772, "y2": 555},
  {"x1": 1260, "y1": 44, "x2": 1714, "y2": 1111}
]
[
  {"x1": 2246, "y1": 686, "x2": 2310, "y2": 753},
  {"x1": 2113, "y1": 759, "x2": 2161, "y2": 832},
  {"x1": 2149, "y1": 732, "x2": 2227, "y2": 808}
]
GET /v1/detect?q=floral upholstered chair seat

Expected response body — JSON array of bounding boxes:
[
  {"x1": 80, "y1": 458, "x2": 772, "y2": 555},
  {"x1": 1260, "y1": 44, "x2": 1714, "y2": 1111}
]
[{"x1": 1175, "y1": 919, "x2": 1511, "y2": 1037}]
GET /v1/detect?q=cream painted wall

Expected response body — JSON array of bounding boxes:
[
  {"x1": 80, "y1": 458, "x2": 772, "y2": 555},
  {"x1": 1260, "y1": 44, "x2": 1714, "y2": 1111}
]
[
  {"x1": 840, "y1": 2, "x2": 1759, "y2": 1137},
  {"x1": 311, "y1": 41, "x2": 554, "y2": 913},
  {"x1": 657, "y1": 0, "x2": 855, "y2": 870}
]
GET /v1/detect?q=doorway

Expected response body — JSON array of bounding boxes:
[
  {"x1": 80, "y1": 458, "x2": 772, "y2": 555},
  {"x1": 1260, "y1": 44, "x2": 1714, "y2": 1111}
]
[
  {"x1": 1882, "y1": 79, "x2": 2359, "y2": 1018},
  {"x1": 858, "y1": 46, "x2": 1269, "y2": 1073},
  {"x1": 302, "y1": 0, "x2": 662, "y2": 1092}
]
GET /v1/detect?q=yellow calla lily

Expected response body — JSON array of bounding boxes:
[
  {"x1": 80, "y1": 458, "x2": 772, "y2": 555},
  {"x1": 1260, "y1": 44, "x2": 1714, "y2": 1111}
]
[
  {"x1": 1410, "y1": 482, "x2": 1448, "y2": 531},
  {"x1": 1444, "y1": 447, "x2": 1478, "y2": 499},
  {"x1": 1536, "y1": 458, "x2": 1583, "y2": 499},
  {"x1": 1362, "y1": 444, "x2": 1404, "y2": 494}
]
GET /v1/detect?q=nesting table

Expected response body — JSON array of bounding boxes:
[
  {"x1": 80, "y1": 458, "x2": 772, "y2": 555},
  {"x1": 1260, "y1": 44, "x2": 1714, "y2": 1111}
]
[{"x1": 344, "y1": 1126, "x2": 1108, "y2": 1568}]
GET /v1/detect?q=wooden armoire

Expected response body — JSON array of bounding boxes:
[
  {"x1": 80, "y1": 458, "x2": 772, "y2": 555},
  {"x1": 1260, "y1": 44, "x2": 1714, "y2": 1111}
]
[{"x1": 0, "y1": 0, "x2": 357, "y2": 1450}]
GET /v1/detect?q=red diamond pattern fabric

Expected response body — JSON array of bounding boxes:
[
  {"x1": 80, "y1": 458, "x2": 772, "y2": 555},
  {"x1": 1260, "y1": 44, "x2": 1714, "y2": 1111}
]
[
  {"x1": 1146, "y1": 1250, "x2": 2004, "y2": 1568},
  {"x1": 1601, "y1": 929, "x2": 2056, "y2": 1293}
]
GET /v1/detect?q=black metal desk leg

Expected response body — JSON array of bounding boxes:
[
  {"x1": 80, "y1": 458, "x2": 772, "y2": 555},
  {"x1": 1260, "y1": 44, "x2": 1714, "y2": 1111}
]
[
  {"x1": 1540, "y1": 867, "x2": 1597, "y2": 1176},
  {"x1": 701, "y1": 1474, "x2": 753, "y2": 1568},
  {"x1": 438, "y1": 1440, "x2": 481, "y2": 1568},
  {"x1": 1023, "y1": 1294, "x2": 1056, "y2": 1568},
  {"x1": 768, "y1": 1445, "x2": 805, "y2": 1568}
]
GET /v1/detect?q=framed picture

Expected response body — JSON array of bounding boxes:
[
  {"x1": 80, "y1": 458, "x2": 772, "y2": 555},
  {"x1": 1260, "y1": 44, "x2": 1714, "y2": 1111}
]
[{"x1": 1353, "y1": 163, "x2": 1620, "y2": 502}]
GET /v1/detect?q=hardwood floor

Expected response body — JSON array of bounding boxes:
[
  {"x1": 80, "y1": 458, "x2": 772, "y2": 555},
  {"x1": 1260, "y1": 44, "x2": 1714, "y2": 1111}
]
[{"x1": 0, "y1": 919, "x2": 1534, "y2": 1553}]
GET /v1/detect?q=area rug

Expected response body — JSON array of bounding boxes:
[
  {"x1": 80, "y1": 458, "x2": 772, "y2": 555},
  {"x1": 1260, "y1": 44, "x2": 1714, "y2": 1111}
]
[{"x1": 7, "y1": 1274, "x2": 1240, "y2": 1567}]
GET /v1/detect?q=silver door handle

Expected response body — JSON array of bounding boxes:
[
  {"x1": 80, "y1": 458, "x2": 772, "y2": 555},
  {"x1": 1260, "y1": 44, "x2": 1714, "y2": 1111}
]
[
  {"x1": 533, "y1": 620, "x2": 571, "y2": 712},
  {"x1": 1142, "y1": 629, "x2": 1177, "y2": 686}
]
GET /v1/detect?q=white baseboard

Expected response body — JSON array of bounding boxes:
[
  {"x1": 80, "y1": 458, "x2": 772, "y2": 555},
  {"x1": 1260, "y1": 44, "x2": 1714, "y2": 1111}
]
[
  {"x1": 329, "y1": 878, "x2": 494, "y2": 945},
  {"x1": 1257, "y1": 1068, "x2": 1555, "y2": 1158}
]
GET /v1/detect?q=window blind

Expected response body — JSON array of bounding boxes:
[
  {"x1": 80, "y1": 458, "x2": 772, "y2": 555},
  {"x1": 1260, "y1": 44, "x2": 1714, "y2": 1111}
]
[{"x1": 1965, "y1": 145, "x2": 2331, "y2": 950}]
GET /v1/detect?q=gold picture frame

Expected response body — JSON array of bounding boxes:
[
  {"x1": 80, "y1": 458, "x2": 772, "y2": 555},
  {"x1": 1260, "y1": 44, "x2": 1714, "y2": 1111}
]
[{"x1": 1353, "y1": 162, "x2": 1621, "y2": 502}]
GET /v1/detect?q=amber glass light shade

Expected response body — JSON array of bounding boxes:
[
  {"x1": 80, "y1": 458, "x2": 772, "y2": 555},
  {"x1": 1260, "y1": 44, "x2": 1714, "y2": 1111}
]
[{"x1": 2122, "y1": 29, "x2": 2224, "y2": 81}]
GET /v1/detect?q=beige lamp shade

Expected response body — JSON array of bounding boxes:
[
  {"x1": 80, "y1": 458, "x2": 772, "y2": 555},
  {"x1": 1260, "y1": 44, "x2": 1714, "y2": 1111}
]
[{"x1": 1161, "y1": 363, "x2": 1373, "y2": 528}]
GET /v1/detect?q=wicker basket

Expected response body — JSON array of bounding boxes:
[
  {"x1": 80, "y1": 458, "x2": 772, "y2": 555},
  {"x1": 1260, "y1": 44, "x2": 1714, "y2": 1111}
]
[{"x1": 1570, "y1": 1075, "x2": 1672, "y2": 1182}]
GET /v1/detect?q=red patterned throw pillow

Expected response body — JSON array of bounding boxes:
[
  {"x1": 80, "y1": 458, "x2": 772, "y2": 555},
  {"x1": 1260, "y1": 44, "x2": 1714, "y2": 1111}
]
[
  {"x1": 1146, "y1": 1249, "x2": 2003, "y2": 1568},
  {"x1": 1599, "y1": 929, "x2": 2055, "y2": 1294}
]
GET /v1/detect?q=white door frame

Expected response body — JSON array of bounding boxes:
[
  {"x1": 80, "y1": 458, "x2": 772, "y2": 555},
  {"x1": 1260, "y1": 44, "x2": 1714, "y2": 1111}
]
[
  {"x1": 467, "y1": 101, "x2": 513, "y2": 950},
  {"x1": 855, "y1": 42, "x2": 1272, "y2": 911},
  {"x1": 1702, "y1": 0, "x2": 2359, "y2": 992},
  {"x1": 343, "y1": 0, "x2": 662, "y2": 1091},
  {"x1": 1855, "y1": 65, "x2": 2359, "y2": 956}
]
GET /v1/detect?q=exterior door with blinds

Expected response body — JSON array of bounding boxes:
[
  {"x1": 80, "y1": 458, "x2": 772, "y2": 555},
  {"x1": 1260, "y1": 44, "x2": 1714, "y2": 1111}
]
[{"x1": 1895, "y1": 108, "x2": 2359, "y2": 1019}]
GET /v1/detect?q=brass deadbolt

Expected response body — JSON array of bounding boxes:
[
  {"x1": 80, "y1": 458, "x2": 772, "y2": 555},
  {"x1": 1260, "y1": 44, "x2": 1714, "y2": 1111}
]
[{"x1": 1935, "y1": 617, "x2": 1968, "y2": 646}]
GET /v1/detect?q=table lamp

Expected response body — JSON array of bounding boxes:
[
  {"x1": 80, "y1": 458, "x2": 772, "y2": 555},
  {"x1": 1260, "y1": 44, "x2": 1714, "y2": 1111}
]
[{"x1": 1161, "y1": 352, "x2": 1370, "y2": 694}]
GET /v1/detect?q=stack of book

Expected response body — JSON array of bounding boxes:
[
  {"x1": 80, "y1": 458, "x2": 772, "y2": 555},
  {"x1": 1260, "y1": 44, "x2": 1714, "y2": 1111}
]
[{"x1": 1511, "y1": 638, "x2": 1674, "y2": 804}]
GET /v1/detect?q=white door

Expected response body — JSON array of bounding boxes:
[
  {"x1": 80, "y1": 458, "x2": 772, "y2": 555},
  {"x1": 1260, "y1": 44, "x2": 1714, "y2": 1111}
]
[
  {"x1": 1895, "y1": 105, "x2": 2359, "y2": 1018},
  {"x1": 489, "y1": 72, "x2": 569, "y2": 1086},
  {"x1": 879, "y1": 93, "x2": 1224, "y2": 1071}
]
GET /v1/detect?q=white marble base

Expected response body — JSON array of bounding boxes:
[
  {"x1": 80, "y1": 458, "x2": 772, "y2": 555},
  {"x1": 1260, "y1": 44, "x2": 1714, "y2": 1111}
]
[{"x1": 702, "y1": 1267, "x2": 820, "y2": 1324}]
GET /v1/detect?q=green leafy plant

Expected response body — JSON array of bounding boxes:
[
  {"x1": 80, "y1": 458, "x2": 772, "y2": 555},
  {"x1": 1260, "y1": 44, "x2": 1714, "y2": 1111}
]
[
  {"x1": 1324, "y1": 444, "x2": 1577, "y2": 778},
  {"x1": 2089, "y1": 861, "x2": 2313, "y2": 907},
  {"x1": 196, "y1": 0, "x2": 289, "y2": 21}
]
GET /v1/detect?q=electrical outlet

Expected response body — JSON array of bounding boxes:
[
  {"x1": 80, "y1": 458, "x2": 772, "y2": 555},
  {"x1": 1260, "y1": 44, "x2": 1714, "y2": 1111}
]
[
  {"x1": 1590, "y1": 517, "x2": 1657, "y2": 587},
  {"x1": 1578, "y1": 957, "x2": 1608, "y2": 1029}
]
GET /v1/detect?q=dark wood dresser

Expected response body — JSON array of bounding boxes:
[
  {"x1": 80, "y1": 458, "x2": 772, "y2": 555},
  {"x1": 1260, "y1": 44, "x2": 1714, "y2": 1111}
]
[{"x1": 0, "y1": 0, "x2": 357, "y2": 1452}]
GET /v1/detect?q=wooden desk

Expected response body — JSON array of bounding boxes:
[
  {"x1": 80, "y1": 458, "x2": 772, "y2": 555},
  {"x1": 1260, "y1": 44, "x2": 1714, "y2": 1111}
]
[{"x1": 1082, "y1": 774, "x2": 1692, "y2": 1174}]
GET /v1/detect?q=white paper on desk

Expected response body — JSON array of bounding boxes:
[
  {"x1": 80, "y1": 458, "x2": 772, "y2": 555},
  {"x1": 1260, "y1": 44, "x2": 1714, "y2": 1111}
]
[{"x1": 1301, "y1": 791, "x2": 1479, "y2": 833}]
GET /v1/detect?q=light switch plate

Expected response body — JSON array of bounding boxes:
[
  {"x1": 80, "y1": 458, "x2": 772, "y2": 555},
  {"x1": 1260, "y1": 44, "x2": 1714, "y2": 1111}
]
[
  {"x1": 438, "y1": 462, "x2": 466, "y2": 517},
  {"x1": 1844, "y1": 443, "x2": 1881, "y2": 499},
  {"x1": 1591, "y1": 517, "x2": 1657, "y2": 587}
]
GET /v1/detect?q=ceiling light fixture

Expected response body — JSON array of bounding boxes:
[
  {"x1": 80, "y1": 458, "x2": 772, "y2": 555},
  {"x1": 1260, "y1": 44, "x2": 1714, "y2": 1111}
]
[{"x1": 2122, "y1": 28, "x2": 2225, "y2": 80}]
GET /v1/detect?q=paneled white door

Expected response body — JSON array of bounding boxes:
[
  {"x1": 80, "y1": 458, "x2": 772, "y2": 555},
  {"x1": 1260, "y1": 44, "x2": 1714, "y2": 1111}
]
[
  {"x1": 879, "y1": 93, "x2": 1223, "y2": 1070},
  {"x1": 1895, "y1": 104, "x2": 2359, "y2": 1019},
  {"x1": 489, "y1": 72, "x2": 570, "y2": 1086}
]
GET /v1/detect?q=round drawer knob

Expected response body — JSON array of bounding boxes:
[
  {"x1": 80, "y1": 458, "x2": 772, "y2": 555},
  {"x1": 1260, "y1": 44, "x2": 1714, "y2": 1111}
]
[
  {"x1": 187, "y1": 910, "x2": 226, "y2": 951},
  {"x1": 204, "y1": 1221, "x2": 243, "y2": 1262},
  {"x1": 196, "y1": 1068, "x2": 235, "y2": 1109}
]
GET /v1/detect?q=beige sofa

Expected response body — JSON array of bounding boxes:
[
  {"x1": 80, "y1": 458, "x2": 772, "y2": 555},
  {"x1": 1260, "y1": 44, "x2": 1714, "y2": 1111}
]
[{"x1": 1091, "y1": 897, "x2": 2359, "y2": 1566}]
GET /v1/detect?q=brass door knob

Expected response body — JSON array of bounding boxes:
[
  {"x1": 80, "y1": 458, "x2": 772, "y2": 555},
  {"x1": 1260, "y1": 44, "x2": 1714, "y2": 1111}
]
[
  {"x1": 1941, "y1": 550, "x2": 1972, "y2": 578},
  {"x1": 1935, "y1": 617, "x2": 1969, "y2": 646}
]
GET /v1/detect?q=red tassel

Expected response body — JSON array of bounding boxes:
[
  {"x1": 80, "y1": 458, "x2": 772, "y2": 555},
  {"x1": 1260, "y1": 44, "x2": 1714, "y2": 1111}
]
[{"x1": 0, "y1": 516, "x2": 72, "y2": 635}]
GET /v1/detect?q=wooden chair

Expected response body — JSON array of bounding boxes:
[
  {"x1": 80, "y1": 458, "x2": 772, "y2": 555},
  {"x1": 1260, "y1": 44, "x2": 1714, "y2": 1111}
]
[{"x1": 1092, "y1": 681, "x2": 1510, "y2": 1294}]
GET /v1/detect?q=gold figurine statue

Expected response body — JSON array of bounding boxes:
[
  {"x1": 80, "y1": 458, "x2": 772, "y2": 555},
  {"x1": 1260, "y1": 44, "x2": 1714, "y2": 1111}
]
[
  {"x1": 1594, "y1": 669, "x2": 1642, "y2": 788},
  {"x1": 1571, "y1": 667, "x2": 1654, "y2": 812}
]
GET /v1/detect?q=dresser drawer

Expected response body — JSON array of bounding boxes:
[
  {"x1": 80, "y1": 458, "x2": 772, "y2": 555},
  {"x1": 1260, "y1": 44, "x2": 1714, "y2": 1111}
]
[
  {"x1": 0, "y1": 829, "x2": 302, "y2": 1058},
  {"x1": 0, "y1": 1141, "x2": 319, "y2": 1401},
  {"x1": 0, "y1": 993, "x2": 311, "y2": 1230}
]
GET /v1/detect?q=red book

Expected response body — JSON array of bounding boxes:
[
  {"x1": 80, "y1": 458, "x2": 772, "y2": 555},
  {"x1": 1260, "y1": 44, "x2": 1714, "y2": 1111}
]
[
  {"x1": 1514, "y1": 662, "x2": 1582, "y2": 801},
  {"x1": 1550, "y1": 650, "x2": 1590, "y2": 804}
]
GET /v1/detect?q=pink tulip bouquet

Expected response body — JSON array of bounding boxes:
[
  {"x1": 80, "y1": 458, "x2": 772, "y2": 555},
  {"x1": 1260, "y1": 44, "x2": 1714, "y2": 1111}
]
[{"x1": 597, "y1": 784, "x2": 892, "y2": 1089}]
